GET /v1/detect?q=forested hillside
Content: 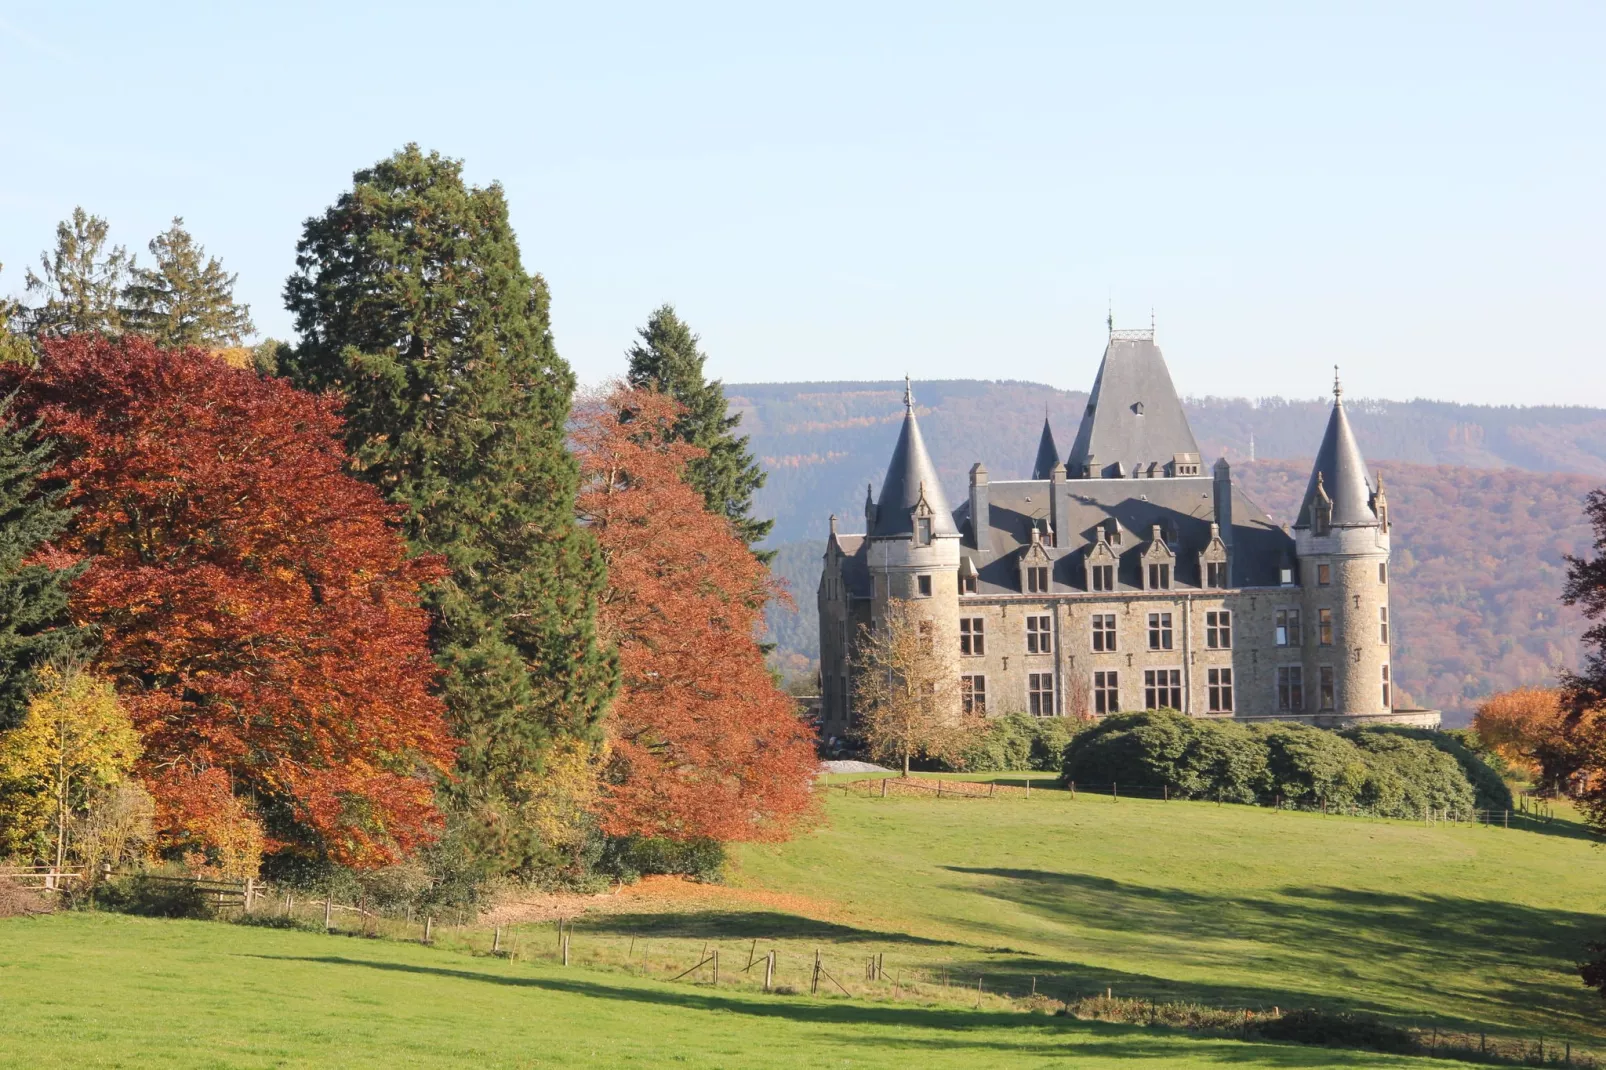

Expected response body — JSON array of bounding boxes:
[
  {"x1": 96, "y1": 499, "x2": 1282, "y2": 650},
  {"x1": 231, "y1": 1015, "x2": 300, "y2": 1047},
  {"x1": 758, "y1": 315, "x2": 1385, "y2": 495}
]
[{"x1": 748, "y1": 380, "x2": 1605, "y2": 721}]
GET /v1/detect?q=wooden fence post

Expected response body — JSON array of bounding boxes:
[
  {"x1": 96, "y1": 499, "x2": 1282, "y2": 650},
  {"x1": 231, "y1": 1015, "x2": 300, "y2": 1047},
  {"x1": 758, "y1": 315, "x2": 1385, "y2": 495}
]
[
  {"x1": 424, "y1": 916, "x2": 433, "y2": 944},
  {"x1": 324, "y1": 893, "x2": 333, "y2": 931},
  {"x1": 1112, "y1": 782, "x2": 1118, "y2": 802},
  {"x1": 1025, "y1": 779, "x2": 1030, "y2": 799},
  {"x1": 493, "y1": 926, "x2": 502, "y2": 953},
  {"x1": 563, "y1": 929, "x2": 571, "y2": 966},
  {"x1": 747, "y1": 939, "x2": 756, "y2": 970},
  {"x1": 989, "y1": 782, "x2": 995, "y2": 798},
  {"x1": 764, "y1": 950, "x2": 775, "y2": 992},
  {"x1": 811, "y1": 951, "x2": 821, "y2": 995},
  {"x1": 975, "y1": 975, "x2": 983, "y2": 1008},
  {"x1": 881, "y1": 778, "x2": 888, "y2": 798},
  {"x1": 1070, "y1": 780, "x2": 1075, "y2": 799}
]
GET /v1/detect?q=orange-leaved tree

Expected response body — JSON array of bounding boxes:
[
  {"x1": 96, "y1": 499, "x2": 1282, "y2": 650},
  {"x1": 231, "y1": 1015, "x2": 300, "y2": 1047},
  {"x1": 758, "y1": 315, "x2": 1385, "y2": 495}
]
[
  {"x1": 1472, "y1": 687, "x2": 1567, "y2": 780},
  {"x1": 573, "y1": 385, "x2": 817, "y2": 843},
  {"x1": 2, "y1": 334, "x2": 456, "y2": 870}
]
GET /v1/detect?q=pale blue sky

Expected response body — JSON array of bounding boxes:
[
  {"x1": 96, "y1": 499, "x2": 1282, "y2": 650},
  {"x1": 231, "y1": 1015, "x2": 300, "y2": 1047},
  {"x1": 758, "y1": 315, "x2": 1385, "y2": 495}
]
[{"x1": 1, "y1": 3, "x2": 1602, "y2": 405}]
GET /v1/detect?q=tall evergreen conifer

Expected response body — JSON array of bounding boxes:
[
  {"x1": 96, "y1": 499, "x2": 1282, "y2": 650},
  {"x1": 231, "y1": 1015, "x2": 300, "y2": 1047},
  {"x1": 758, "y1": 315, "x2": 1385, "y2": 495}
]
[
  {"x1": 0, "y1": 401, "x2": 91, "y2": 728},
  {"x1": 123, "y1": 218, "x2": 255, "y2": 347},
  {"x1": 626, "y1": 305, "x2": 773, "y2": 555},
  {"x1": 281, "y1": 145, "x2": 616, "y2": 875},
  {"x1": 24, "y1": 208, "x2": 132, "y2": 338}
]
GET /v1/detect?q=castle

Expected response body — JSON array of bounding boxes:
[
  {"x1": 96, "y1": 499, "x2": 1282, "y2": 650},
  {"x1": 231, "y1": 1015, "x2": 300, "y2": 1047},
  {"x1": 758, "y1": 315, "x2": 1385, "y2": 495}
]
[{"x1": 816, "y1": 328, "x2": 1439, "y2": 732}]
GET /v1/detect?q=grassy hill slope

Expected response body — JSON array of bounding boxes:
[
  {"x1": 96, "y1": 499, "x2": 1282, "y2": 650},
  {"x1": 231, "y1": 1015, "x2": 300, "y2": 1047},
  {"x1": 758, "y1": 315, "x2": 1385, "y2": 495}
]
[{"x1": 9, "y1": 785, "x2": 1590, "y2": 1067}]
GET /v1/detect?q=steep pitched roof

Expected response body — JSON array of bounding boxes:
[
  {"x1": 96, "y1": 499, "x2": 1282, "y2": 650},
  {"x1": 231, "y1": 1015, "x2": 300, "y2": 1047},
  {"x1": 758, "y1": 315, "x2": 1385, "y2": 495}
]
[
  {"x1": 871, "y1": 381, "x2": 958, "y2": 538},
  {"x1": 1066, "y1": 332, "x2": 1200, "y2": 478},
  {"x1": 1030, "y1": 418, "x2": 1062, "y2": 480},
  {"x1": 1295, "y1": 386, "x2": 1377, "y2": 528}
]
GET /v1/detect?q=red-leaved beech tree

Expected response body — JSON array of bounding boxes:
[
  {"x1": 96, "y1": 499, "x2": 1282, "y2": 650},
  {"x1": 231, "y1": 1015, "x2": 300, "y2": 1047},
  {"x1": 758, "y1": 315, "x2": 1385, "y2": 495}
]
[
  {"x1": 573, "y1": 386, "x2": 817, "y2": 842},
  {"x1": 2, "y1": 335, "x2": 456, "y2": 870}
]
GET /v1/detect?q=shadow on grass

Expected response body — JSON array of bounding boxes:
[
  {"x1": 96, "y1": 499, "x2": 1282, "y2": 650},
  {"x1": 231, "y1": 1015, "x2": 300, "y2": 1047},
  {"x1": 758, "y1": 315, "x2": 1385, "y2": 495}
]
[
  {"x1": 246, "y1": 953, "x2": 1417, "y2": 1066},
  {"x1": 571, "y1": 909, "x2": 961, "y2": 947},
  {"x1": 940, "y1": 867, "x2": 1603, "y2": 1040}
]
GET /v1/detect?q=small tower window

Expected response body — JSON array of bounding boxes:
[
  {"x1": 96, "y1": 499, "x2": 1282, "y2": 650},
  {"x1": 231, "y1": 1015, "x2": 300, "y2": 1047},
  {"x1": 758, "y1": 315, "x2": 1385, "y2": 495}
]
[
  {"x1": 916, "y1": 516, "x2": 932, "y2": 545},
  {"x1": 1379, "y1": 606, "x2": 1389, "y2": 644},
  {"x1": 1379, "y1": 562, "x2": 1388, "y2": 585},
  {"x1": 916, "y1": 575, "x2": 933, "y2": 597},
  {"x1": 1317, "y1": 563, "x2": 1332, "y2": 586},
  {"x1": 1382, "y1": 664, "x2": 1391, "y2": 708},
  {"x1": 1318, "y1": 608, "x2": 1334, "y2": 646},
  {"x1": 1319, "y1": 666, "x2": 1336, "y2": 710}
]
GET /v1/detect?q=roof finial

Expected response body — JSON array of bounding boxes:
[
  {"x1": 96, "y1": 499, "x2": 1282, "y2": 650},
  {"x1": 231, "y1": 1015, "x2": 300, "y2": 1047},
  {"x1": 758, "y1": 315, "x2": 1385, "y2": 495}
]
[
  {"x1": 1106, "y1": 302, "x2": 1113, "y2": 334},
  {"x1": 1333, "y1": 365, "x2": 1342, "y2": 401},
  {"x1": 904, "y1": 374, "x2": 913, "y2": 412},
  {"x1": 1150, "y1": 306, "x2": 1155, "y2": 334}
]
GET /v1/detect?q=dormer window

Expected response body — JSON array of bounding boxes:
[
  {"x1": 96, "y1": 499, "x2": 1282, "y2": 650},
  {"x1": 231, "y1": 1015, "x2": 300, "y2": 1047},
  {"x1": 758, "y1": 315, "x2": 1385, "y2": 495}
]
[
  {"x1": 1147, "y1": 562, "x2": 1171, "y2": 590},
  {"x1": 1141, "y1": 524, "x2": 1175, "y2": 591},
  {"x1": 1026, "y1": 566, "x2": 1049, "y2": 593},
  {"x1": 916, "y1": 515, "x2": 932, "y2": 545}
]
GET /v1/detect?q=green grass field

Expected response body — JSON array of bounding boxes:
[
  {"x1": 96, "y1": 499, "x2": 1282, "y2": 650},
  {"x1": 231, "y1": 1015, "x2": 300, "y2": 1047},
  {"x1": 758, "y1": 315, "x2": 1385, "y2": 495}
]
[{"x1": 1, "y1": 781, "x2": 1600, "y2": 1067}]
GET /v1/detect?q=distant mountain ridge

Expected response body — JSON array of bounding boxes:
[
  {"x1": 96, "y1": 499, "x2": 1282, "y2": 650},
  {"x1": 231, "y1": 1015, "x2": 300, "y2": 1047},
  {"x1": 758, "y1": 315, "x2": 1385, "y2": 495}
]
[
  {"x1": 740, "y1": 379, "x2": 1606, "y2": 723},
  {"x1": 728, "y1": 379, "x2": 1606, "y2": 545}
]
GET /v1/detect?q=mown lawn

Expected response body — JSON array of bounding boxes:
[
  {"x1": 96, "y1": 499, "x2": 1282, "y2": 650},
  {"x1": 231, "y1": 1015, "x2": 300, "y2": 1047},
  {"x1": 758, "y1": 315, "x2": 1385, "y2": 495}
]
[
  {"x1": 721, "y1": 785, "x2": 1606, "y2": 1044},
  {"x1": 0, "y1": 912, "x2": 1468, "y2": 1068}
]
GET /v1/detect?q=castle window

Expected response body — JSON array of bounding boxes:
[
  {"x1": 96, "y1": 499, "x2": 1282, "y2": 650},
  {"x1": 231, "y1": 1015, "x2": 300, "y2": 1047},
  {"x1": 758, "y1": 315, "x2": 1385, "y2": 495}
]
[
  {"x1": 1277, "y1": 666, "x2": 1303, "y2": 711},
  {"x1": 917, "y1": 574, "x2": 932, "y2": 597},
  {"x1": 1147, "y1": 562, "x2": 1172, "y2": 590},
  {"x1": 1381, "y1": 664, "x2": 1391, "y2": 708},
  {"x1": 1319, "y1": 666, "x2": 1336, "y2": 710},
  {"x1": 1026, "y1": 566, "x2": 1049, "y2": 593},
  {"x1": 916, "y1": 516, "x2": 932, "y2": 546},
  {"x1": 1143, "y1": 668, "x2": 1182, "y2": 710},
  {"x1": 1028, "y1": 673, "x2": 1056, "y2": 716},
  {"x1": 1093, "y1": 671, "x2": 1119, "y2": 714},
  {"x1": 1379, "y1": 562, "x2": 1388, "y2": 585},
  {"x1": 1206, "y1": 611, "x2": 1231, "y2": 649},
  {"x1": 1026, "y1": 615, "x2": 1053, "y2": 654},
  {"x1": 961, "y1": 573, "x2": 978, "y2": 594},
  {"x1": 1090, "y1": 563, "x2": 1114, "y2": 592},
  {"x1": 1317, "y1": 563, "x2": 1332, "y2": 586},
  {"x1": 960, "y1": 617, "x2": 985, "y2": 656},
  {"x1": 1208, "y1": 668, "x2": 1233, "y2": 713},
  {"x1": 1275, "y1": 609, "x2": 1301, "y2": 647},
  {"x1": 1379, "y1": 607, "x2": 1389, "y2": 644},
  {"x1": 1318, "y1": 608, "x2": 1333, "y2": 646},
  {"x1": 918, "y1": 620, "x2": 934, "y2": 652},
  {"x1": 1280, "y1": 567, "x2": 1295, "y2": 586},
  {"x1": 1091, "y1": 613, "x2": 1117, "y2": 652},
  {"x1": 1147, "y1": 612, "x2": 1174, "y2": 651},
  {"x1": 961, "y1": 674, "x2": 987, "y2": 715},
  {"x1": 1206, "y1": 561, "x2": 1228, "y2": 588}
]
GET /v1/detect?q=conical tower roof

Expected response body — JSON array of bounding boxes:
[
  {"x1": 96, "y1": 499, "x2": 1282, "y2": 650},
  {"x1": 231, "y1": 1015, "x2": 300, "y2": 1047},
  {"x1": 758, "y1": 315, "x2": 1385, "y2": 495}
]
[
  {"x1": 872, "y1": 379, "x2": 958, "y2": 538},
  {"x1": 1067, "y1": 331, "x2": 1200, "y2": 478},
  {"x1": 1030, "y1": 417, "x2": 1061, "y2": 480},
  {"x1": 1295, "y1": 375, "x2": 1377, "y2": 528}
]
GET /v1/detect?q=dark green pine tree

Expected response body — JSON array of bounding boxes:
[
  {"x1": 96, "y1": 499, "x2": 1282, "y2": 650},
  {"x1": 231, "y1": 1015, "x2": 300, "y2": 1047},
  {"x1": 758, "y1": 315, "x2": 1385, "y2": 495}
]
[
  {"x1": 122, "y1": 217, "x2": 255, "y2": 347},
  {"x1": 0, "y1": 401, "x2": 92, "y2": 729},
  {"x1": 626, "y1": 305, "x2": 774, "y2": 556},
  {"x1": 281, "y1": 145, "x2": 617, "y2": 876}
]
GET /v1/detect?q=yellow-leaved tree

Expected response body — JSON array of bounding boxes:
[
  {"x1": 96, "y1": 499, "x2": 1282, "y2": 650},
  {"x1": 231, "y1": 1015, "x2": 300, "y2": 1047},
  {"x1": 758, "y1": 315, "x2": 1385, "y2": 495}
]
[
  {"x1": 0, "y1": 666, "x2": 140, "y2": 868},
  {"x1": 852, "y1": 600, "x2": 983, "y2": 776}
]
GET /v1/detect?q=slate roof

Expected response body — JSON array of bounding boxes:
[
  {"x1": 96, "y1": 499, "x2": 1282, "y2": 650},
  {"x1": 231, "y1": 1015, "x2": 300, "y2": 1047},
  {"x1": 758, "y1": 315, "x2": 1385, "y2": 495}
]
[
  {"x1": 1295, "y1": 393, "x2": 1377, "y2": 528},
  {"x1": 871, "y1": 384, "x2": 958, "y2": 538},
  {"x1": 1031, "y1": 419, "x2": 1062, "y2": 480},
  {"x1": 1066, "y1": 333, "x2": 1200, "y2": 478},
  {"x1": 953, "y1": 477, "x2": 1294, "y2": 593},
  {"x1": 831, "y1": 534, "x2": 872, "y2": 598}
]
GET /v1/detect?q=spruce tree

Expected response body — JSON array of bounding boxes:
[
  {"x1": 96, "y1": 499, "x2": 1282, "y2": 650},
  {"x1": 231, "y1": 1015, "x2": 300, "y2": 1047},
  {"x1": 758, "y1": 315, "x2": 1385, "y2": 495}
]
[
  {"x1": 281, "y1": 145, "x2": 616, "y2": 875},
  {"x1": 0, "y1": 265, "x2": 32, "y2": 364},
  {"x1": 24, "y1": 208, "x2": 133, "y2": 338},
  {"x1": 626, "y1": 305, "x2": 773, "y2": 555},
  {"x1": 0, "y1": 400, "x2": 92, "y2": 729},
  {"x1": 123, "y1": 218, "x2": 255, "y2": 347}
]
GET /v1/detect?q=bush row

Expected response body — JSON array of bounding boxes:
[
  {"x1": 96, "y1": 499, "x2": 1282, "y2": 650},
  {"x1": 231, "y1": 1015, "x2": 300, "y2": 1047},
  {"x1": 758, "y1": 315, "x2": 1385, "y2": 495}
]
[{"x1": 1054, "y1": 711, "x2": 1511, "y2": 816}]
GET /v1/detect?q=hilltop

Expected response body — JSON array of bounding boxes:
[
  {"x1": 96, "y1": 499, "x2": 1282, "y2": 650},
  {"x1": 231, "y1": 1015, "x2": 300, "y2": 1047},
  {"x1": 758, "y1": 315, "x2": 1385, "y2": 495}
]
[{"x1": 742, "y1": 380, "x2": 1604, "y2": 719}]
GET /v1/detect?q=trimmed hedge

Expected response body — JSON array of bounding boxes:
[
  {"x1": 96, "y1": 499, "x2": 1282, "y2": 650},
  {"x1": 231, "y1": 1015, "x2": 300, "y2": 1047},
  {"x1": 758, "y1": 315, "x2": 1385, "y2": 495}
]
[
  {"x1": 959, "y1": 714, "x2": 1091, "y2": 772},
  {"x1": 1060, "y1": 711, "x2": 1501, "y2": 818}
]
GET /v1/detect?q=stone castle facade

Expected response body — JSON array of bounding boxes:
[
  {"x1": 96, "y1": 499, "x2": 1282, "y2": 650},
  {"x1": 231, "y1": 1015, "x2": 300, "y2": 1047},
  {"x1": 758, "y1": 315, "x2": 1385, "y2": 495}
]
[{"x1": 816, "y1": 328, "x2": 1438, "y2": 734}]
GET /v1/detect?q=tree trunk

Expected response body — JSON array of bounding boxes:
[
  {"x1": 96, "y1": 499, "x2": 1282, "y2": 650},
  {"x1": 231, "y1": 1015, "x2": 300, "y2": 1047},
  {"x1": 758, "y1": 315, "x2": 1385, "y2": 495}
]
[{"x1": 903, "y1": 751, "x2": 910, "y2": 778}]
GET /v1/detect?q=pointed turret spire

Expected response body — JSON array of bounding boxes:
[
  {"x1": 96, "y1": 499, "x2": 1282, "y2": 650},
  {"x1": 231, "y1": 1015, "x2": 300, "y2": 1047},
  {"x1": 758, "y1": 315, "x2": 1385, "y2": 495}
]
[
  {"x1": 1031, "y1": 417, "x2": 1061, "y2": 480},
  {"x1": 871, "y1": 381, "x2": 957, "y2": 538},
  {"x1": 1295, "y1": 378, "x2": 1377, "y2": 529}
]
